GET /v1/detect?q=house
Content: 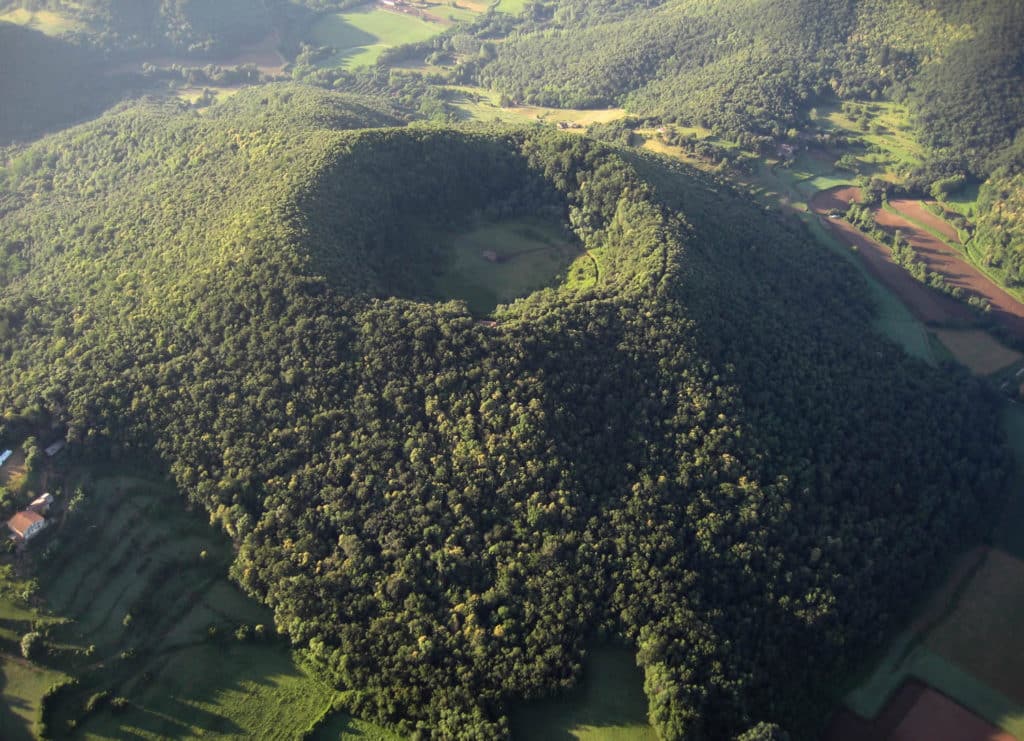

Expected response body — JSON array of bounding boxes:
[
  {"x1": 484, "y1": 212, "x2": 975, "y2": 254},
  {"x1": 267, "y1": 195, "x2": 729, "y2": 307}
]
[
  {"x1": 29, "y1": 493, "x2": 54, "y2": 515},
  {"x1": 7, "y1": 510, "x2": 46, "y2": 541},
  {"x1": 44, "y1": 440, "x2": 65, "y2": 457},
  {"x1": 0, "y1": 450, "x2": 11, "y2": 467}
]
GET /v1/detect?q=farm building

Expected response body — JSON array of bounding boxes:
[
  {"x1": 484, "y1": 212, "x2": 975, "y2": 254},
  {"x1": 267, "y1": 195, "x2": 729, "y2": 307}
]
[
  {"x1": 7, "y1": 510, "x2": 47, "y2": 541},
  {"x1": 29, "y1": 493, "x2": 54, "y2": 515},
  {"x1": 0, "y1": 450, "x2": 11, "y2": 467},
  {"x1": 44, "y1": 439, "x2": 65, "y2": 457}
]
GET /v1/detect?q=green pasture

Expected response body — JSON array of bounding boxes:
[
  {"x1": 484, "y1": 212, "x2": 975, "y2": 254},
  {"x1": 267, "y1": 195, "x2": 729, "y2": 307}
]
[
  {"x1": 0, "y1": 655, "x2": 68, "y2": 741},
  {"x1": 818, "y1": 100, "x2": 925, "y2": 176},
  {"x1": 432, "y1": 218, "x2": 588, "y2": 314},
  {"x1": 309, "y1": 7, "x2": 443, "y2": 69},
  {"x1": 0, "y1": 467, "x2": 393, "y2": 740},
  {"x1": 511, "y1": 648, "x2": 656, "y2": 740},
  {"x1": 494, "y1": 0, "x2": 530, "y2": 14}
]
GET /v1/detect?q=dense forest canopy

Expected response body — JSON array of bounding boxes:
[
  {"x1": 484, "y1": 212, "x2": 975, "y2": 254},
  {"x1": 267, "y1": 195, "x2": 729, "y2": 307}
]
[{"x1": 0, "y1": 85, "x2": 1010, "y2": 738}]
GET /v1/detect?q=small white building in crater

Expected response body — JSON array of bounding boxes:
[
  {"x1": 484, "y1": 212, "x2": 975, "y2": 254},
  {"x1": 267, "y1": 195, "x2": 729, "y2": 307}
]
[{"x1": 29, "y1": 493, "x2": 54, "y2": 515}]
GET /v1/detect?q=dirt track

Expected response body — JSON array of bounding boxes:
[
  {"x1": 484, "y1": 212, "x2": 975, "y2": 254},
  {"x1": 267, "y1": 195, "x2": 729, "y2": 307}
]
[{"x1": 810, "y1": 188, "x2": 975, "y2": 326}]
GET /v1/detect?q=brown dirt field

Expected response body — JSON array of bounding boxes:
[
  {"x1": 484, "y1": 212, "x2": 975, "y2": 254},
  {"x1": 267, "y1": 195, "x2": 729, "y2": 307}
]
[
  {"x1": 890, "y1": 685, "x2": 1016, "y2": 741},
  {"x1": 0, "y1": 447, "x2": 26, "y2": 487},
  {"x1": 873, "y1": 205, "x2": 1024, "y2": 339},
  {"x1": 925, "y1": 549, "x2": 1024, "y2": 706},
  {"x1": 823, "y1": 681, "x2": 926, "y2": 741},
  {"x1": 933, "y1": 329, "x2": 1023, "y2": 375},
  {"x1": 909, "y1": 546, "x2": 988, "y2": 635},
  {"x1": 890, "y1": 199, "x2": 961, "y2": 244},
  {"x1": 810, "y1": 188, "x2": 976, "y2": 326}
]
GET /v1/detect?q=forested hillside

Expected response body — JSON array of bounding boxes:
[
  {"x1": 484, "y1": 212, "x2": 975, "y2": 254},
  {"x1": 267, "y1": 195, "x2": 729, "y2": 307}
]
[{"x1": 0, "y1": 85, "x2": 1010, "y2": 739}]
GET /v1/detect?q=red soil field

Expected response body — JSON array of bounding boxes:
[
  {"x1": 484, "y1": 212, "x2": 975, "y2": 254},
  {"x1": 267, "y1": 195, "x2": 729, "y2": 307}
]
[
  {"x1": 890, "y1": 685, "x2": 1016, "y2": 741},
  {"x1": 872, "y1": 205, "x2": 1024, "y2": 339},
  {"x1": 890, "y1": 199, "x2": 961, "y2": 244},
  {"x1": 810, "y1": 188, "x2": 975, "y2": 326},
  {"x1": 823, "y1": 680, "x2": 1016, "y2": 741},
  {"x1": 823, "y1": 681, "x2": 926, "y2": 741}
]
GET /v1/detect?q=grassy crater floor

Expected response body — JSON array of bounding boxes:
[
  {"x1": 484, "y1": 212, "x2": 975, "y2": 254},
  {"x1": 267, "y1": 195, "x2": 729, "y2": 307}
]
[{"x1": 429, "y1": 217, "x2": 593, "y2": 315}]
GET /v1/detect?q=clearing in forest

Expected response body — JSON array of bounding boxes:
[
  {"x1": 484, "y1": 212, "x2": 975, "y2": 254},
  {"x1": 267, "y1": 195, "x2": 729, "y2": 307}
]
[
  {"x1": 432, "y1": 218, "x2": 593, "y2": 314},
  {"x1": 510, "y1": 648, "x2": 656, "y2": 740},
  {"x1": 309, "y1": 4, "x2": 467, "y2": 69}
]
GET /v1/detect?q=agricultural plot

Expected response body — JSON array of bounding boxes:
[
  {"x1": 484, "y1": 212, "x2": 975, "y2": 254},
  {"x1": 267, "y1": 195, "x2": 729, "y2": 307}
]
[
  {"x1": 309, "y1": 5, "x2": 463, "y2": 69},
  {"x1": 447, "y1": 85, "x2": 625, "y2": 127},
  {"x1": 432, "y1": 218, "x2": 591, "y2": 314},
  {"x1": 0, "y1": 469, "x2": 392, "y2": 740},
  {"x1": 932, "y1": 329, "x2": 1022, "y2": 376},
  {"x1": 0, "y1": 8, "x2": 86, "y2": 36},
  {"x1": 494, "y1": 0, "x2": 530, "y2": 14},
  {"x1": 510, "y1": 648, "x2": 656, "y2": 741}
]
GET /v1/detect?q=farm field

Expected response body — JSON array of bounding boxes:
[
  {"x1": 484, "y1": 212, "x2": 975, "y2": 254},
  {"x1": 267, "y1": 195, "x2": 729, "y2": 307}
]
[
  {"x1": 309, "y1": 5, "x2": 458, "y2": 69},
  {"x1": 447, "y1": 85, "x2": 626, "y2": 127},
  {"x1": 510, "y1": 648, "x2": 656, "y2": 741},
  {"x1": 494, "y1": 0, "x2": 529, "y2": 14},
  {"x1": 932, "y1": 329, "x2": 1022, "y2": 376},
  {"x1": 889, "y1": 199, "x2": 961, "y2": 244},
  {"x1": 872, "y1": 205, "x2": 1024, "y2": 339},
  {"x1": 432, "y1": 218, "x2": 590, "y2": 314},
  {"x1": 0, "y1": 468, "x2": 393, "y2": 740},
  {"x1": 107, "y1": 31, "x2": 287, "y2": 76},
  {"x1": 0, "y1": 8, "x2": 86, "y2": 36},
  {"x1": 810, "y1": 187, "x2": 976, "y2": 327}
]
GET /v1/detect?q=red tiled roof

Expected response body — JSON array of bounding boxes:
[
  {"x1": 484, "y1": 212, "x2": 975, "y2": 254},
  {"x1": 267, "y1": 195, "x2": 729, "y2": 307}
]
[{"x1": 7, "y1": 510, "x2": 43, "y2": 537}]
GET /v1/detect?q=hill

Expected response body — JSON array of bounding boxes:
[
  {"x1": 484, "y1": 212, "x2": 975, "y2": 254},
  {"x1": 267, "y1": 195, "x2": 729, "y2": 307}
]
[{"x1": 0, "y1": 86, "x2": 1011, "y2": 739}]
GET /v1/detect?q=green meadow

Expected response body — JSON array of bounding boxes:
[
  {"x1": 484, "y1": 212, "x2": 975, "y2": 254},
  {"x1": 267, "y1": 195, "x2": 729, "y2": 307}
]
[
  {"x1": 432, "y1": 218, "x2": 592, "y2": 314},
  {"x1": 309, "y1": 5, "x2": 460, "y2": 69}
]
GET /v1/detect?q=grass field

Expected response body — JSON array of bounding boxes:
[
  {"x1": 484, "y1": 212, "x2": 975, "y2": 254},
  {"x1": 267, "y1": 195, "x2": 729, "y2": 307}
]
[
  {"x1": 0, "y1": 8, "x2": 86, "y2": 36},
  {"x1": 510, "y1": 648, "x2": 656, "y2": 740},
  {"x1": 310, "y1": 5, "x2": 458, "y2": 69},
  {"x1": 494, "y1": 0, "x2": 529, "y2": 13},
  {"x1": 0, "y1": 466, "x2": 393, "y2": 740},
  {"x1": 446, "y1": 85, "x2": 625, "y2": 126},
  {"x1": 818, "y1": 100, "x2": 925, "y2": 178},
  {"x1": 0, "y1": 656, "x2": 68, "y2": 741},
  {"x1": 433, "y1": 218, "x2": 590, "y2": 314}
]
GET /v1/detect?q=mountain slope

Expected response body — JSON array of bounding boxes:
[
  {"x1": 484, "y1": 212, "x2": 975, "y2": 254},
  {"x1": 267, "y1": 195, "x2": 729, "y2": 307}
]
[{"x1": 0, "y1": 87, "x2": 1010, "y2": 739}]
